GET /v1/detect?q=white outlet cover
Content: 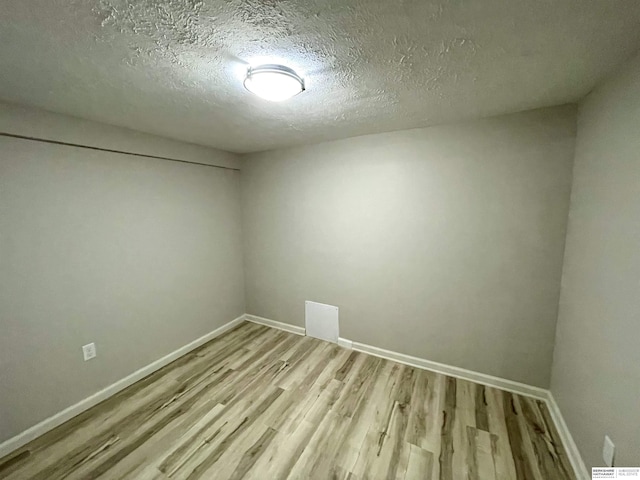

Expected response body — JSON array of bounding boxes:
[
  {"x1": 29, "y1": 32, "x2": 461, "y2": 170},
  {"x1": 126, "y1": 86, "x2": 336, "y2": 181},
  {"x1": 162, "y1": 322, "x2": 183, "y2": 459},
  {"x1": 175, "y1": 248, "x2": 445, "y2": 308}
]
[
  {"x1": 82, "y1": 343, "x2": 97, "y2": 361},
  {"x1": 603, "y1": 435, "x2": 615, "y2": 467}
]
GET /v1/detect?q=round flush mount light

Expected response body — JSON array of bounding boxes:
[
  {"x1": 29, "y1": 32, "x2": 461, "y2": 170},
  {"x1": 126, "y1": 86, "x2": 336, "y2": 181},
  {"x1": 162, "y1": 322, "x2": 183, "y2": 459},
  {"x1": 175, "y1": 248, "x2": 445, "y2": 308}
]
[{"x1": 244, "y1": 64, "x2": 305, "y2": 102}]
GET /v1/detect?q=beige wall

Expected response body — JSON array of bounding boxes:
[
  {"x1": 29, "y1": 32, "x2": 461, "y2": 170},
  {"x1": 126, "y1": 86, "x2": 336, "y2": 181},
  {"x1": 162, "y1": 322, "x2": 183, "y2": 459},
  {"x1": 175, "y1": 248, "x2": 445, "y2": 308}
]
[
  {"x1": 0, "y1": 101, "x2": 241, "y2": 170},
  {"x1": 241, "y1": 106, "x2": 576, "y2": 387},
  {"x1": 551, "y1": 52, "x2": 640, "y2": 468},
  {"x1": 0, "y1": 104, "x2": 245, "y2": 443}
]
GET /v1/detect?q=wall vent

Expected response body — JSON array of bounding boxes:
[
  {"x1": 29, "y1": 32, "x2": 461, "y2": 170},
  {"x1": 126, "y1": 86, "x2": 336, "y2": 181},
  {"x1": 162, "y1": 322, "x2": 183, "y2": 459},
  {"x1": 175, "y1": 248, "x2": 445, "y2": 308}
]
[{"x1": 305, "y1": 301, "x2": 339, "y2": 343}]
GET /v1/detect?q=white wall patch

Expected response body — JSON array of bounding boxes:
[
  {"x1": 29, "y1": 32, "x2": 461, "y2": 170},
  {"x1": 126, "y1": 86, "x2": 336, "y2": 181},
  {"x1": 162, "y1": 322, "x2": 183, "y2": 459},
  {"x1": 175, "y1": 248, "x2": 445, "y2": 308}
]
[{"x1": 305, "y1": 301, "x2": 339, "y2": 343}]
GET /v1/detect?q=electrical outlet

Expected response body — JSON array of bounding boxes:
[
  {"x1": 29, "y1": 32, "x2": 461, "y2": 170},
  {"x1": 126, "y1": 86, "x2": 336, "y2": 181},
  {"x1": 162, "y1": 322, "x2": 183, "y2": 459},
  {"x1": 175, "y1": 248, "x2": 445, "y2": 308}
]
[
  {"x1": 603, "y1": 435, "x2": 615, "y2": 467},
  {"x1": 82, "y1": 343, "x2": 97, "y2": 361}
]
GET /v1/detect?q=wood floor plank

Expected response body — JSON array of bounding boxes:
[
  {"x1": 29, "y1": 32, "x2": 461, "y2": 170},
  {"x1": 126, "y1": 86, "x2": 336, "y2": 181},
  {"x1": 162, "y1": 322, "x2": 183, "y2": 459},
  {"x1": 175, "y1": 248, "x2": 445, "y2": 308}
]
[
  {"x1": 404, "y1": 444, "x2": 433, "y2": 480},
  {"x1": 484, "y1": 387, "x2": 518, "y2": 480},
  {"x1": 519, "y1": 397, "x2": 577, "y2": 480},
  {"x1": 176, "y1": 387, "x2": 284, "y2": 480},
  {"x1": 452, "y1": 379, "x2": 477, "y2": 478},
  {"x1": 405, "y1": 369, "x2": 430, "y2": 447},
  {"x1": 265, "y1": 348, "x2": 351, "y2": 435},
  {"x1": 350, "y1": 363, "x2": 407, "y2": 479},
  {"x1": 285, "y1": 410, "x2": 353, "y2": 479},
  {"x1": 503, "y1": 392, "x2": 544, "y2": 480},
  {"x1": 466, "y1": 426, "x2": 499, "y2": 480},
  {"x1": 332, "y1": 360, "x2": 395, "y2": 474},
  {"x1": 95, "y1": 401, "x2": 224, "y2": 480},
  {"x1": 276, "y1": 341, "x2": 333, "y2": 391},
  {"x1": 153, "y1": 403, "x2": 227, "y2": 476},
  {"x1": 536, "y1": 399, "x2": 577, "y2": 480},
  {"x1": 0, "y1": 322, "x2": 577, "y2": 480},
  {"x1": 250, "y1": 378, "x2": 346, "y2": 479},
  {"x1": 160, "y1": 367, "x2": 286, "y2": 479},
  {"x1": 376, "y1": 401, "x2": 412, "y2": 480},
  {"x1": 333, "y1": 355, "x2": 382, "y2": 418},
  {"x1": 424, "y1": 373, "x2": 445, "y2": 478},
  {"x1": 438, "y1": 375, "x2": 457, "y2": 480},
  {"x1": 226, "y1": 426, "x2": 278, "y2": 480},
  {"x1": 188, "y1": 420, "x2": 274, "y2": 480},
  {"x1": 475, "y1": 384, "x2": 491, "y2": 432},
  {"x1": 120, "y1": 463, "x2": 169, "y2": 480}
]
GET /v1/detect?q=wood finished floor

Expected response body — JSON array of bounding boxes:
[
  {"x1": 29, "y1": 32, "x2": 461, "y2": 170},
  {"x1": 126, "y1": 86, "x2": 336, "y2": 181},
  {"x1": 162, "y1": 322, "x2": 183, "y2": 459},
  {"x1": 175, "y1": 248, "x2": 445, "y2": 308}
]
[{"x1": 0, "y1": 322, "x2": 576, "y2": 480}]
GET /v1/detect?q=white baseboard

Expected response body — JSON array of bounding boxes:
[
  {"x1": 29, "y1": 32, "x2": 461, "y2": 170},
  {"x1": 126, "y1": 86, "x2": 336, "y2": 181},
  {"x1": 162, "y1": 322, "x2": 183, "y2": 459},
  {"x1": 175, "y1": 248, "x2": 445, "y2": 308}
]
[
  {"x1": 346, "y1": 339, "x2": 549, "y2": 400},
  {"x1": 244, "y1": 314, "x2": 306, "y2": 336},
  {"x1": 0, "y1": 314, "x2": 246, "y2": 460},
  {"x1": 337, "y1": 337, "x2": 353, "y2": 349},
  {"x1": 544, "y1": 392, "x2": 590, "y2": 480}
]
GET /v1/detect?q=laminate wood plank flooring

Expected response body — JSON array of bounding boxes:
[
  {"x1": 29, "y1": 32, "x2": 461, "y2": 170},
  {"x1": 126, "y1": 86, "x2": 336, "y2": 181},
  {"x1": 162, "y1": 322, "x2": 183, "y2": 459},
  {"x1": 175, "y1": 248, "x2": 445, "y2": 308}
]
[{"x1": 0, "y1": 322, "x2": 576, "y2": 480}]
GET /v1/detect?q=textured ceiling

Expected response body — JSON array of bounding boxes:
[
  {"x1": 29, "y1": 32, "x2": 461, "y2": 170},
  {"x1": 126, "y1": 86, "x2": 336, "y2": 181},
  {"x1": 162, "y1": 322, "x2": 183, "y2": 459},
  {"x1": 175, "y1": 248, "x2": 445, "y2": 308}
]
[{"x1": 1, "y1": 1, "x2": 640, "y2": 153}]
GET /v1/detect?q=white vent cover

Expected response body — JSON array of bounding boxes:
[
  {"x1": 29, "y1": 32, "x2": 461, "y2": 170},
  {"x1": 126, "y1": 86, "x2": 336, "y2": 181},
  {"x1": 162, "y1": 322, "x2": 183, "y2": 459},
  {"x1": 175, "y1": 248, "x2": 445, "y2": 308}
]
[{"x1": 305, "y1": 301, "x2": 339, "y2": 343}]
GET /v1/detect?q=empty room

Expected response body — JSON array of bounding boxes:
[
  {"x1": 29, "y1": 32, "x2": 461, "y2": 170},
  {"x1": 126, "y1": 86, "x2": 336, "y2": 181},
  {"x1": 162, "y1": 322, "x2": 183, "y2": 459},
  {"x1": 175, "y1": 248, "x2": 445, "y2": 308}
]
[{"x1": 1, "y1": 1, "x2": 639, "y2": 479}]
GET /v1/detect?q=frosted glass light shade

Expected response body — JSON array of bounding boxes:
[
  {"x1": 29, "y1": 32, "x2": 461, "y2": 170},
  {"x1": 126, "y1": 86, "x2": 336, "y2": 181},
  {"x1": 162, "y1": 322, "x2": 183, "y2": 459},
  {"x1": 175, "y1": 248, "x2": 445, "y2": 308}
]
[{"x1": 244, "y1": 65, "x2": 305, "y2": 102}]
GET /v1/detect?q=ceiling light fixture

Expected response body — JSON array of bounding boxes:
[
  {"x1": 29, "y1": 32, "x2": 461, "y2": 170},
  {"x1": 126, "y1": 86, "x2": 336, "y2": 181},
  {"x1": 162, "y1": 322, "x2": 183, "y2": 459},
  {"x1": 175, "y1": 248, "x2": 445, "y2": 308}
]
[{"x1": 244, "y1": 64, "x2": 305, "y2": 102}]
